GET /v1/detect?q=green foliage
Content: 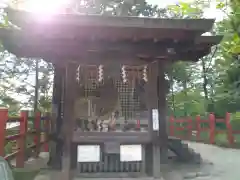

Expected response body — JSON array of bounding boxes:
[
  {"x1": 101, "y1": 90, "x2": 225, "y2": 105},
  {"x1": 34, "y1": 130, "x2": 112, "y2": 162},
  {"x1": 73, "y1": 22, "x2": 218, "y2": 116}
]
[
  {"x1": 12, "y1": 169, "x2": 40, "y2": 180},
  {"x1": 4, "y1": 141, "x2": 14, "y2": 154},
  {"x1": 230, "y1": 112, "x2": 240, "y2": 130},
  {"x1": 168, "y1": 88, "x2": 206, "y2": 117},
  {"x1": 166, "y1": 1, "x2": 206, "y2": 18}
]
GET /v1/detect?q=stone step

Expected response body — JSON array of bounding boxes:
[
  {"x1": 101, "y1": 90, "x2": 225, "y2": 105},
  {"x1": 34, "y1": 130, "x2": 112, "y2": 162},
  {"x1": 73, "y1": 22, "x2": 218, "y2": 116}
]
[{"x1": 168, "y1": 139, "x2": 202, "y2": 164}]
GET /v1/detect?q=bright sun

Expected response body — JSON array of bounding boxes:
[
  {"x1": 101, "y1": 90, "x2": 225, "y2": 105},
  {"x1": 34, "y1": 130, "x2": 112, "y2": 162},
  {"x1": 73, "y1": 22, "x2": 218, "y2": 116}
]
[{"x1": 15, "y1": 0, "x2": 70, "y2": 14}]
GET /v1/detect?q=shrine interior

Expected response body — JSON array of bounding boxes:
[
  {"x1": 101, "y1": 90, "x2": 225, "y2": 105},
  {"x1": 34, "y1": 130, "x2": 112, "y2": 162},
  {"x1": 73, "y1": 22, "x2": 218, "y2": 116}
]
[{"x1": 74, "y1": 65, "x2": 149, "y2": 132}]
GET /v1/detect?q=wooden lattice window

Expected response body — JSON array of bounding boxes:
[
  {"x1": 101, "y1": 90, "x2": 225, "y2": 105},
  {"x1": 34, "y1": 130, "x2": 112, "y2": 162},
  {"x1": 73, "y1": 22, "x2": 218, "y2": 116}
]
[{"x1": 76, "y1": 65, "x2": 146, "y2": 120}]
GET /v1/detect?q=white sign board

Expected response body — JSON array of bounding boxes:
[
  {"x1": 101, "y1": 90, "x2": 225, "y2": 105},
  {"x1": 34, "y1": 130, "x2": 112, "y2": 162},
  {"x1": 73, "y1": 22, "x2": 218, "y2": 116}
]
[
  {"x1": 120, "y1": 145, "x2": 142, "y2": 162},
  {"x1": 152, "y1": 109, "x2": 159, "y2": 131},
  {"x1": 77, "y1": 145, "x2": 100, "y2": 162}
]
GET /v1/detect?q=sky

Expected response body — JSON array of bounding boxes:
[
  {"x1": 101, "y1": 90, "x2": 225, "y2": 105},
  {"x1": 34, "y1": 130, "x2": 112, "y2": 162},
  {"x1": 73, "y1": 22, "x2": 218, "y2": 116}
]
[{"x1": 148, "y1": 0, "x2": 182, "y2": 7}]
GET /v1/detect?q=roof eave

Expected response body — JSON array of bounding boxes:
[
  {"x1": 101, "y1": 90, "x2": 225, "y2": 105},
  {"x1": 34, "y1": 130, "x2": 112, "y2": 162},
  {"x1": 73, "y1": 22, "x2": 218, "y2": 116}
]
[{"x1": 5, "y1": 8, "x2": 215, "y2": 33}]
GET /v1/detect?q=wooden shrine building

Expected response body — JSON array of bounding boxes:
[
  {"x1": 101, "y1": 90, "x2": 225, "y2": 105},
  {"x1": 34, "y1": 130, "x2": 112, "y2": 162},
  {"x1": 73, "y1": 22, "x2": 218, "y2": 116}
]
[{"x1": 0, "y1": 8, "x2": 222, "y2": 180}]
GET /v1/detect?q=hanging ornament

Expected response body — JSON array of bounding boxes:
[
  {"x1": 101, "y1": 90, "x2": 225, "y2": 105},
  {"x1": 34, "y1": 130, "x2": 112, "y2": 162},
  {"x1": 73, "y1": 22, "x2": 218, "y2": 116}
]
[
  {"x1": 121, "y1": 65, "x2": 127, "y2": 83},
  {"x1": 76, "y1": 65, "x2": 80, "y2": 83},
  {"x1": 98, "y1": 65, "x2": 104, "y2": 82},
  {"x1": 143, "y1": 65, "x2": 148, "y2": 82}
]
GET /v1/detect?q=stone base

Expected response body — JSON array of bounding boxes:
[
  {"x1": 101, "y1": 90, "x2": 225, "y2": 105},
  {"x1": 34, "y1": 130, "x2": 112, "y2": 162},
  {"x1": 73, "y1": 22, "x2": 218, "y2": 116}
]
[{"x1": 168, "y1": 139, "x2": 202, "y2": 164}]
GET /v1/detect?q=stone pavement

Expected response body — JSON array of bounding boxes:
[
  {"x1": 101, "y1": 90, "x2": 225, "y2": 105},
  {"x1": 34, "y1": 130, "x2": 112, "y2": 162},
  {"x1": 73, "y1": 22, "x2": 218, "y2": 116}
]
[
  {"x1": 33, "y1": 142, "x2": 240, "y2": 180},
  {"x1": 162, "y1": 142, "x2": 240, "y2": 180},
  {"x1": 11, "y1": 152, "x2": 49, "y2": 170}
]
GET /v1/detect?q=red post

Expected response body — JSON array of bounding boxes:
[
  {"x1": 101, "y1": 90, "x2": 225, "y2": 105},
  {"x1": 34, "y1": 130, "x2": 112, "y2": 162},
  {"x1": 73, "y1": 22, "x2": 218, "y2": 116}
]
[
  {"x1": 195, "y1": 115, "x2": 201, "y2": 141},
  {"x1": 43, "y1": 113, "x2": 50, "y2": 152},
  {"x1": 209, "y1": 113, "x2": 215, "y2": 144},
  {"x1": 34, "y1": 112, "x2": 41, "y2": 157},
  {"x1": 169, "y1": 116, "x2": 174, "y2": 136},
  {"x1": 16, "y1": 111, "x2": 28, "y2": 168},
  {"x1": 0, "y1": 108, "x2": 8, "y2": 157},
  {"x1": 226, "y1": 112, "x2": 234, "y2": 145},
  {"x1": 135, "y1": 119, "x2": 140, "y2": 131},
  {"x1": 188, "y1": 118, "x2": 193, "y2": 139}
]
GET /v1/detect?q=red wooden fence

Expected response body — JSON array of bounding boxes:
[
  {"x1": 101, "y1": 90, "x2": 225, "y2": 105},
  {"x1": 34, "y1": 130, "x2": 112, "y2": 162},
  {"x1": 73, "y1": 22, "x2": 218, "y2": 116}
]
[
  {"x1": 1, "y1": 108, "x2": 240, "y2": 168},
  {"x1": 169, "y1": 112, "x2": 240, "y2": 146},
  {"x1": 0, "y1": 108, "x2": 50, "y2": 168}
]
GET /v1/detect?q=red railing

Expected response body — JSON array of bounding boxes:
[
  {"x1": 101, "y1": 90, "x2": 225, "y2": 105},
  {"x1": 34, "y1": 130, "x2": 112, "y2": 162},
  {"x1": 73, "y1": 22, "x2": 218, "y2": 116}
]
[
  {"x1": 0, "y1": 108, "x2": 239, "y2": 168},
  {"x1": 169, "y1": 112, "x2": 240, "y2": 146},
  {"x1": 0, "y1": 108, "x2": 50, "y2": 168}
]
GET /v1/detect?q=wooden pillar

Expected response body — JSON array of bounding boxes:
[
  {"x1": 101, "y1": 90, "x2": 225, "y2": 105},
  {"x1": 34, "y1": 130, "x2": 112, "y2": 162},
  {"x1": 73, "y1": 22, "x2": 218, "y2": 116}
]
[
  {"x1": 61, "y1": 62, "x2": 78, "y2": 180},
  {"x1": 51, "y1": 63, "x2": 77, "y2": 180},
  {"x1": 146, "y1": 61, "x2": 162, "y2": 178},
  {"x1": 48, "y1": 64, "x2": 64, "y2": 169},
  {"x1": 157, "y1": 61, "x2": 168, "y2": 164},
  {"x1": 146, "y1": 61, "x2": 168, "y2": 178}
]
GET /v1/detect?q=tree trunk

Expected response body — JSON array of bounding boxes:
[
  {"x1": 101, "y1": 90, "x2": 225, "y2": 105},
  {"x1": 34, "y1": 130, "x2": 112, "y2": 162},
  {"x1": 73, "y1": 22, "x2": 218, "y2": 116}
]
[
  {"x1": 201, "y1": 59, "x2": 209, "y2": 100},
  {"x1": 183, "y1": 80, "x2": 188, "y2": 117},
  {"x1": 34, "y1": 59, "x2": 39, "y2": 113},
  {"x1": 170, "y1": 75, "x2": 175, "y2": 114}
]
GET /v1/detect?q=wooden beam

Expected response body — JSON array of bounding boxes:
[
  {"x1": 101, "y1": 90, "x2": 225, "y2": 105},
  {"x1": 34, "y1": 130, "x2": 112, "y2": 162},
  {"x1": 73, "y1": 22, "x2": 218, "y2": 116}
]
[
  {"x1": 3, "y1": 42, "x2": 169, "y2": 59},
  {"x1": 195, "y1": 36, "x2": 223, "y2": 45},
  {"x1": 0, "y1": 27, "x2": 197, "y2": 41},
  {"x1": 0, "y1": 28, "x2": 219, "y2": 63},
  {"x1": 2, "y1": 39, "x2": 218, "y2": 58},
  {"x1": 41, "y1": 50, "x2": 210, "y2": 64},
  {"x1": 0, "y1": 28, "x2": 222, "y2": 43},
  {"x1": 4, "y1": 43, "x2": 210, "y2": 65},
  {"x1": 0, "y1": 28, "x2": 222, "y2": 51},
  {"x1": 72, "y1": 131, "x2": 151, "y2": 143}
]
